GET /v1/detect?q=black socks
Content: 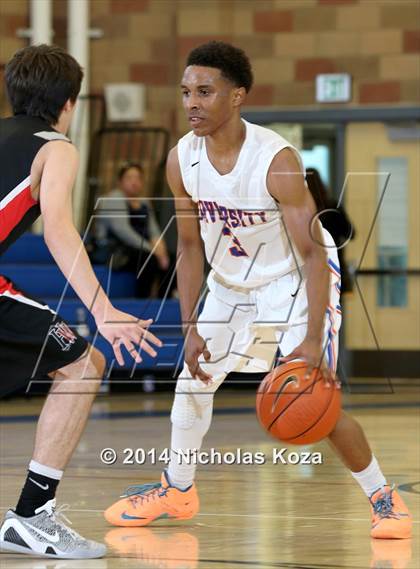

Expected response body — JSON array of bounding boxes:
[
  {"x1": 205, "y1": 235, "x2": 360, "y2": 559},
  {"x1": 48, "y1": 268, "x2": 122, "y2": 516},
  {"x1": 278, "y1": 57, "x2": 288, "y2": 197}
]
[{"x1": 15, "y1": 469, "x2": 60, "y2": 517}]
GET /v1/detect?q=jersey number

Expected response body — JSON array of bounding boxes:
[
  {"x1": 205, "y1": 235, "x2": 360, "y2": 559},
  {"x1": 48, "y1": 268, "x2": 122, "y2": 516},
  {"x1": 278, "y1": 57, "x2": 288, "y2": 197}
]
[{"x1": 222, "y1": 226, "x2": 248, "y2": 257}]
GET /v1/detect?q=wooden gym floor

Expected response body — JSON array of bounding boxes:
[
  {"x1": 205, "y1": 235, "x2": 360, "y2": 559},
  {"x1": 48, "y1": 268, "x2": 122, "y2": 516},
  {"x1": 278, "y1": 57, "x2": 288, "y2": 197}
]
[{"x1": 1, "y1": 379, "x2": 419, "y2": 569}]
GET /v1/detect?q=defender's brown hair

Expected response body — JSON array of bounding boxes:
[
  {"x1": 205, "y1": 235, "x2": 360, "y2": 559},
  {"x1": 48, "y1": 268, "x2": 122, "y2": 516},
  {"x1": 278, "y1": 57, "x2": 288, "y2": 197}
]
[{"x1": 5, "y1": 44, "x2": 83, "y2": 125}]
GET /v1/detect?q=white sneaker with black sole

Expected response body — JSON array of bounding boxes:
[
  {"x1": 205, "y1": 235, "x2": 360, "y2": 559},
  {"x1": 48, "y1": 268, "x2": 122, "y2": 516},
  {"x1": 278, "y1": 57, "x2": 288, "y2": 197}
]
[{"x1": 0, "y1": 499, "x2": 106, "y2": 559}]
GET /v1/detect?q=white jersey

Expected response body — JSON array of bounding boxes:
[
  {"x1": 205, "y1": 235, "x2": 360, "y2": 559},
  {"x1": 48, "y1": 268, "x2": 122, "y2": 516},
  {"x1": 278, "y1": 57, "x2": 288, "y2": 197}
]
[{"x1": 177, "y1": 119, "x2": 306, "y2": 289}]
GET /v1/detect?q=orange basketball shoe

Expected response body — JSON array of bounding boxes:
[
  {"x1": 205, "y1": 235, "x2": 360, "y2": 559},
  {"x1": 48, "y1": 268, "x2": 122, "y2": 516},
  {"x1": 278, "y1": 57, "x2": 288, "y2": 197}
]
[
  {"x1": 370, "y1": 486, "x2": 412, "y2": 539},
  {"x1": 104, "y1": 471, "x2": 199, "y2": 527}
]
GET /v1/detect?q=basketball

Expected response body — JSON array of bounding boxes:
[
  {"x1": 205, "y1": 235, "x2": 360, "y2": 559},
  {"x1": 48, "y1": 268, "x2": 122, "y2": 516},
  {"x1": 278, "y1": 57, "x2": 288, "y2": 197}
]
[{"x1": 256, "y1": 361, "x2": 341, "y2": 445}]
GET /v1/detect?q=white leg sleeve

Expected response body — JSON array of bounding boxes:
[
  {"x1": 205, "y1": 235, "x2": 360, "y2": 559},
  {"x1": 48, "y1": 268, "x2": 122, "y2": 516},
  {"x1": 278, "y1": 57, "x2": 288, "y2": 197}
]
[
  {"x1": 167, "y1": 370, "x2": 226, "y2": 489},
  {"x1": 165, "y1": 288, "x2": 260, "y2": 489}
]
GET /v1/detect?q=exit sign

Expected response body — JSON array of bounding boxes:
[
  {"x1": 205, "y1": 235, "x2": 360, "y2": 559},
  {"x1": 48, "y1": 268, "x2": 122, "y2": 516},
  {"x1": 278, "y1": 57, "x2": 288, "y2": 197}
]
[{"x1": 316, "y1": 73, "x2": 352, "y2": 103}]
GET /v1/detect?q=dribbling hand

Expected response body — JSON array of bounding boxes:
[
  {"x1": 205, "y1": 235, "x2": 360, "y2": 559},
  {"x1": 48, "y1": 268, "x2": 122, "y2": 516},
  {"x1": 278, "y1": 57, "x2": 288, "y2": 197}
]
[{"x1": 279, "y1": 336, "x2": 340, "y2": 387}]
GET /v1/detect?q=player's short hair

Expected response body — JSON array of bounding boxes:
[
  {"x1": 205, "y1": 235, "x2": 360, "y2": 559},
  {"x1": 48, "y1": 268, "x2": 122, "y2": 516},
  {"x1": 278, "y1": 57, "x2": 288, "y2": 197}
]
[
  {"x1": 186, "y1": 41, "x2": 253, "y2": 93},
  {"x1": 117, "y1": 162, "x2": 144, "y2": 181},
  {"x1": 5, "y1": 44, "x2": 83, "y2": 125}
]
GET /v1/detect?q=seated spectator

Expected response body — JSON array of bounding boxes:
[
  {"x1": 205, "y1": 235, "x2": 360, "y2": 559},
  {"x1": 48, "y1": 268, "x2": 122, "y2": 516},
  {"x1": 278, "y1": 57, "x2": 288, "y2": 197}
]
[
  {"x1": 93, "y1": 162, "x2": 176, "y2": 298},
  {"x1": 305, "y1": 167, "x2": 355, "y2": 294}
]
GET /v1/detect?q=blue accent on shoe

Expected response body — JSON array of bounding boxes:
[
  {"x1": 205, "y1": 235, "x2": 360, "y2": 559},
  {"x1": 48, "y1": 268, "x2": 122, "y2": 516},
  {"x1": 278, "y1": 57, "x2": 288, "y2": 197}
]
[
  {"x1": 155, "y1": 513, "x2": 172, "y2": 521},
  {"x1": 369, "y1": 485, "x2": 407, "y2": 521},
  {"x1": 123, "y1": 482, "x2": 161, "y2": 497},
  {"x1": 121, "y1": 512, "x2": 147, "y2": 520}
]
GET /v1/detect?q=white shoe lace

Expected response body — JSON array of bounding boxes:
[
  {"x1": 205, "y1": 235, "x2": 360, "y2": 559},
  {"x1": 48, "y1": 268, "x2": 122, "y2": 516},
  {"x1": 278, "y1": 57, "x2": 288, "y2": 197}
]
[{"x1": 36, "y1": 499, "x2": 84, "y2": 541}]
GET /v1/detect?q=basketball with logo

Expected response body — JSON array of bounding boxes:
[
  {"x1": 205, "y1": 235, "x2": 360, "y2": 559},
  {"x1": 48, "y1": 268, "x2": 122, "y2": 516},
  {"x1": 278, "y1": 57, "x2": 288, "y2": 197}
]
[{"x1": 256, "y1": 361, "x2": 341, "y2": 445}]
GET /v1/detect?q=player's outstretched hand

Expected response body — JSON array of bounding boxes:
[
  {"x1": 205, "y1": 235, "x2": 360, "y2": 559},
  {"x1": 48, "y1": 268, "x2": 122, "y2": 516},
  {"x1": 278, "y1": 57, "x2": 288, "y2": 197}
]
[
  {"x1": 185, "y1": 328, "x2": 212, "y2": 384},
  {"x1": 95, "y1": 306, "x2": 162, "y2": 366},
  {"x1": 279, "y1": 337, "x2": 340, "y2": 387}
]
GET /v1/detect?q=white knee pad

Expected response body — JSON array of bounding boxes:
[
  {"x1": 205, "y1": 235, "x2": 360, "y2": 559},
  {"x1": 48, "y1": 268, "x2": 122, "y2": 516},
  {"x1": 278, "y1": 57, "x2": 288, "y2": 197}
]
[
  {"x1": 171, "y1": 392, "x2": 199, "y2": 430},
  {"x1": 170, "y1": 375, "x2": 222, "y2": 430}
]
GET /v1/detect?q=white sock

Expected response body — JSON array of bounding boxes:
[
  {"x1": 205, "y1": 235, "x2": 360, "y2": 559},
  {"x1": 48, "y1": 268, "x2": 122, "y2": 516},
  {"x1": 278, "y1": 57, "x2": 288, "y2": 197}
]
[
  {"x1": 167, "y1": 403, "x2": 213, "y2": 491},
  {"x1": 29, "y1": 460, "x2": 63, "y2": 480},
  {"x1": 351, "y1": 455, "x2": 387, "y2": 497}
]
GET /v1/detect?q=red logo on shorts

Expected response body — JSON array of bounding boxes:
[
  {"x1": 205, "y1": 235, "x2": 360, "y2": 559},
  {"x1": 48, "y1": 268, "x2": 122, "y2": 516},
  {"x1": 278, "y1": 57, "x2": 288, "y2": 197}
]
[{"x1": 49, "y1": 322, "x2": 77, "y2": 351}]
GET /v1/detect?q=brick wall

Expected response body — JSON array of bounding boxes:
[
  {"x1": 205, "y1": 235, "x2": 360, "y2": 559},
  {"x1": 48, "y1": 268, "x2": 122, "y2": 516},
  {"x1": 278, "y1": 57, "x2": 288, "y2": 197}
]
[
  {"x1": 1, "y1": 0, "x2": 419, "y2": 135},
  {"x1": 0, "y1": 0, "x2": 27, "y2": 115}
]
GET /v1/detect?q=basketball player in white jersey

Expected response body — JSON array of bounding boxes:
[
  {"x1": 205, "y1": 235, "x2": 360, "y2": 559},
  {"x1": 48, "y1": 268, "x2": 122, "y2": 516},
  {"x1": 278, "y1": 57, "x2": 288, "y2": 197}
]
[{"x1": 105, "y1": 41, "x2": 411, "y2": 540}]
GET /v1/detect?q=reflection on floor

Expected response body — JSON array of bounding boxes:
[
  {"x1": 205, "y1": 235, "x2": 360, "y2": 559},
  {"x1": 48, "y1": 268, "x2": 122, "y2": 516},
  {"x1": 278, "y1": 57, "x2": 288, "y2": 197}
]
[{"x1": 1, "y1": 384, "x2": 419, "y2": 569}]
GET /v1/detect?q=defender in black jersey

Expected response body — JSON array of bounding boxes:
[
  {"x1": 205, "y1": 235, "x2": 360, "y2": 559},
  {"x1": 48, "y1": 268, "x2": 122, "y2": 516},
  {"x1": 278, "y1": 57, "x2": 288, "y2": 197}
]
[
  {"x1": 0, "y1": 116, "x2": 89, "y2": 394},
  {"x1": 0, "y1": 45, "x2": 162, "y2": 559}
]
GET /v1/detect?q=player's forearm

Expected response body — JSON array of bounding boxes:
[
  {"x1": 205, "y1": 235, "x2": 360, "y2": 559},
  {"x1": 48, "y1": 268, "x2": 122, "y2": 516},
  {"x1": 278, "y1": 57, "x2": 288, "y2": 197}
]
[
  {"x1": 304, "y1": 250, "x2": 330, "y2": 341},
  {"x1": 44, "y1": 221, "x2": 111, "y2": 319},
  {"x1": 176, "y1": 241, "x2": 204, "y2": 335}
]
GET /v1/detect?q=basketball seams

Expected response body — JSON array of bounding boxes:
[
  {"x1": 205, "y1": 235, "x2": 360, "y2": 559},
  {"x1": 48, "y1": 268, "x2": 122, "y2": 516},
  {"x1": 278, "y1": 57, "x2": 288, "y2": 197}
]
[
  {"x1": 277, "y1": 384, "x2": 338, "y2": 444},
  {"x1": 267, "y1": 374, "x2": 327, "y2": 433},
  {"x1": 256, "y1": 362, "x2": 307, "y2": 424}
]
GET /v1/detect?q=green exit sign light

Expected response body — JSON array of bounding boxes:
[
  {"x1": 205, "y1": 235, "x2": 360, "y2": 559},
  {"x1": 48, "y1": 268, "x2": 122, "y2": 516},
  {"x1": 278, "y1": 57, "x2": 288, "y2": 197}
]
[{"x1": 316, "y1": 74, "x2": 352, "y2": 103}]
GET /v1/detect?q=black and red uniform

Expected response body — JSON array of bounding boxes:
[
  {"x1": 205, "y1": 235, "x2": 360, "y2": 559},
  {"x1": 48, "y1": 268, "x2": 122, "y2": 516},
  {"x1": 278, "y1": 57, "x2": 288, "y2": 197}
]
[{"x1": 0, "y1": 115, "x2": 88, "y2": 397}]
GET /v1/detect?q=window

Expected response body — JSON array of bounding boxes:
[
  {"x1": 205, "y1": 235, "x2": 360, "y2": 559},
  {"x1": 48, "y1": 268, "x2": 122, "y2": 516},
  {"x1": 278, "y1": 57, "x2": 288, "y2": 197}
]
[{"x1": 377, "y1": 157, "x2": 408, "y2": 307}]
